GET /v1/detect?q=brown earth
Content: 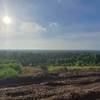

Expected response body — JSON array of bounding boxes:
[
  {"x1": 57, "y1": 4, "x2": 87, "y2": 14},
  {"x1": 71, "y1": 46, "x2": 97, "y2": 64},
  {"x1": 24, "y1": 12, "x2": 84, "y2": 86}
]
[{"x1": 0, "y1": 71, "x2": 100, "y2": 100}]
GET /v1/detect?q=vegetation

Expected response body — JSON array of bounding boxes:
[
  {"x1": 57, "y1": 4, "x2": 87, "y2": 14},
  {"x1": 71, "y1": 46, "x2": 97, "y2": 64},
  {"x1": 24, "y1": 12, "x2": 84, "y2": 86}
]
[
  {"x1": 0, "y1": 50, "x2": 99, "y2": 66},
  {"x1": 0, "y1": 50, "x2": 99, "y2": 78},
  {"x1": 0, "y1": 68, "x2": 18, "y2": 78},
  {"x1": 44, "y1": 66, "x2": 100, "y2": 73},
  {"x1": 0, "y1": 63, "x2": 22, "y2": 78}
]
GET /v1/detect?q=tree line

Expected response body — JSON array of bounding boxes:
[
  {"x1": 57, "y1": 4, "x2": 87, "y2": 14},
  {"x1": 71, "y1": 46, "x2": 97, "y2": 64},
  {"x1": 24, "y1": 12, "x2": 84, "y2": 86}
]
[{"x1": 0, "y1": 50, "x2": 99, "y2": 67}]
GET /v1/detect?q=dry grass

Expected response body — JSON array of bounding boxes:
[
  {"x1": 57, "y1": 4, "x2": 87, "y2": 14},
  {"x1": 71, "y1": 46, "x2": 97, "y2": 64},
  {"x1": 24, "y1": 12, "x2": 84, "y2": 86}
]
[{"x1": 21, "y1": 67, "x2": 43, "y2": 76}]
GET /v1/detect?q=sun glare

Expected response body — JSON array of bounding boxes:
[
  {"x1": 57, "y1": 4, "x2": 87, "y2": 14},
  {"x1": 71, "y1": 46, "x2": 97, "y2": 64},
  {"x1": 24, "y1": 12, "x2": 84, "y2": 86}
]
[{"x1": 3, "y1": 16, "x2": 12, "y2": 25}]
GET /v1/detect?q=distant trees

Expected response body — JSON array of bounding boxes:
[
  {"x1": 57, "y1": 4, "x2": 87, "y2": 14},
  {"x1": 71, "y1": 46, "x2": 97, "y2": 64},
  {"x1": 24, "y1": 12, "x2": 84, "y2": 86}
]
[
  {"x1": 0, "y1": 50, "x2": 99, "y2": 67},
  {"x1": 0, "y1": 50, "x2": 99, "y2": 78}
]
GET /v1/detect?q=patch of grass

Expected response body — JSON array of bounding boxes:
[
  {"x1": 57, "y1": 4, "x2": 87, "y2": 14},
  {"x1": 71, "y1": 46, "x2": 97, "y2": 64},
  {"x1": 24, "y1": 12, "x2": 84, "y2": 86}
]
[
  {"x1": 67, "y1": 66, "x2": 100, "y2": 71},
  {"x1": 48, "y1": 66, "x2": 67, "y2": 73},
  {"x1": 0, "y1": 63, "x2": 22, "y2": 73},
  {"x1": 47, "y1": 66, "x2": 100, "y2": 73},
  {"x1": 0, "y1": 68, "x2": 18, "y2": 79},
  {"x1": 0, "y1": 63, "x2": 22, "y2": 79}
]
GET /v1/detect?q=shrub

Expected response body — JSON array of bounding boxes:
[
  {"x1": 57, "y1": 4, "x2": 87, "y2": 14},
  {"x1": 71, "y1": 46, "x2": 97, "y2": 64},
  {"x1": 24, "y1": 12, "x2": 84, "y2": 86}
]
[
  {"x1": 0, "y1": 68, "x2": 18, "y2": 78},
  {"x1": 0, "y1": 63, "x2": 22, "y2": 73}
]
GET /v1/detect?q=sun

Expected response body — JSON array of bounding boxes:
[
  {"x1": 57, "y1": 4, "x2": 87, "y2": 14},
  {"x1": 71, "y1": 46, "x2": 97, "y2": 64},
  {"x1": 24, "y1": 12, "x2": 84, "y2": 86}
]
[{"x1": 3, "y1": 16, "x2": 12, "y2": 25}]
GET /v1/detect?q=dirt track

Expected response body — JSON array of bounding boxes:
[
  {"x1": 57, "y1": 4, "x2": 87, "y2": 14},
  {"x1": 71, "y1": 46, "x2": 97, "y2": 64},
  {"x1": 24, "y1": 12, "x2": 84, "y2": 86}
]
[{"x1": 0, "y1": 71, "x2": 100, "y2": 100}]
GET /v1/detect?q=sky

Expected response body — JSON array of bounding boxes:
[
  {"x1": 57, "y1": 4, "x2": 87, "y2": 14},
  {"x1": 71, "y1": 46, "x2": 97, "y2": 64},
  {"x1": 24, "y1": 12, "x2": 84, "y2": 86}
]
[{"x1": 0, "y1": 0, "x2": 100, "y2": 50}]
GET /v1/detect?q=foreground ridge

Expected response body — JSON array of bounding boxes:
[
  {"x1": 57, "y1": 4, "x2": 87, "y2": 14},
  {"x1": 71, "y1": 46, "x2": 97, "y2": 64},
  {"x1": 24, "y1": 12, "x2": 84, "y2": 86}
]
[{"x1": 0, "y1": 71, "x2": 99, "y2": 100}]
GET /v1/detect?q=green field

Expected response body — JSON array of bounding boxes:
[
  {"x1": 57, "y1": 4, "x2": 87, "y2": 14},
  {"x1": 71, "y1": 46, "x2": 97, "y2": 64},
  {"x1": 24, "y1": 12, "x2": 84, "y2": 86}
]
[{"x1": 47, "y1": 66, "x2": 100, "y2": 73}]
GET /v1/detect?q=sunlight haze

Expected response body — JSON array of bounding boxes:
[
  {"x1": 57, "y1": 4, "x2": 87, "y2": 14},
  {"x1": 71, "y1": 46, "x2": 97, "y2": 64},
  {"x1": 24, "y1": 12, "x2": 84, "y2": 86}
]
[{"x1": 0, "y1": 0, "x2": 99, "y2": 50}]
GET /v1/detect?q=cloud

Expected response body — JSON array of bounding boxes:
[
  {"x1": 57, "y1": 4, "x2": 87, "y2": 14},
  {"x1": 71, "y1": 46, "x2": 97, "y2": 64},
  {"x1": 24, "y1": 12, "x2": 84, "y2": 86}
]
[
  {"x1": 0, "y1": 24, "x2": 15, "y2": 37},
  {"x1": 0, "y1": 21, "x2": 47, "y2": 38},
  {"x1": 49, "y1": 22, "x2": 59, "y2": 28},
  {"x1": 56, "y1": 32, "x2": 100, "y2": 40},
  {"x1": 47, "y1": 22, "x2": 60, "y2": 33},
  {"x1": 2, "y1": 36, "x2": 99, "y2": 50},
  {"x1": 20, "y1": 22, "x2": 47, "y2": 34}
]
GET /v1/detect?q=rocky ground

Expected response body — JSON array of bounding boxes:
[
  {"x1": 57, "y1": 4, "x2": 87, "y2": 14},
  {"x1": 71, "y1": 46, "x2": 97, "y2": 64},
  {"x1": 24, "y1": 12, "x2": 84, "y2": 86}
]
[{"x1": 0, "y1": 71, "x2": 100, "y2": 100}]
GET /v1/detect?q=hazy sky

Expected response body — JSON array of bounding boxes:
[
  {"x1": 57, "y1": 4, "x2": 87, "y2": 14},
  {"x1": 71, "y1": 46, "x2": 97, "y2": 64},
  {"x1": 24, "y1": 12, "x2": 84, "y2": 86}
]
[{"x1": 0, "y1": 0, "x2": 100, "y2": 50}]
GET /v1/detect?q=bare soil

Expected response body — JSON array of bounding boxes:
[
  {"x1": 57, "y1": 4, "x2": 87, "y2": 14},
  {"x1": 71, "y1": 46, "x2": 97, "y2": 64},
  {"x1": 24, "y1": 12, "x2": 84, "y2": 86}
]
[{"x1": 0, "y1": 71, "x2": 100, "y2": 100}]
